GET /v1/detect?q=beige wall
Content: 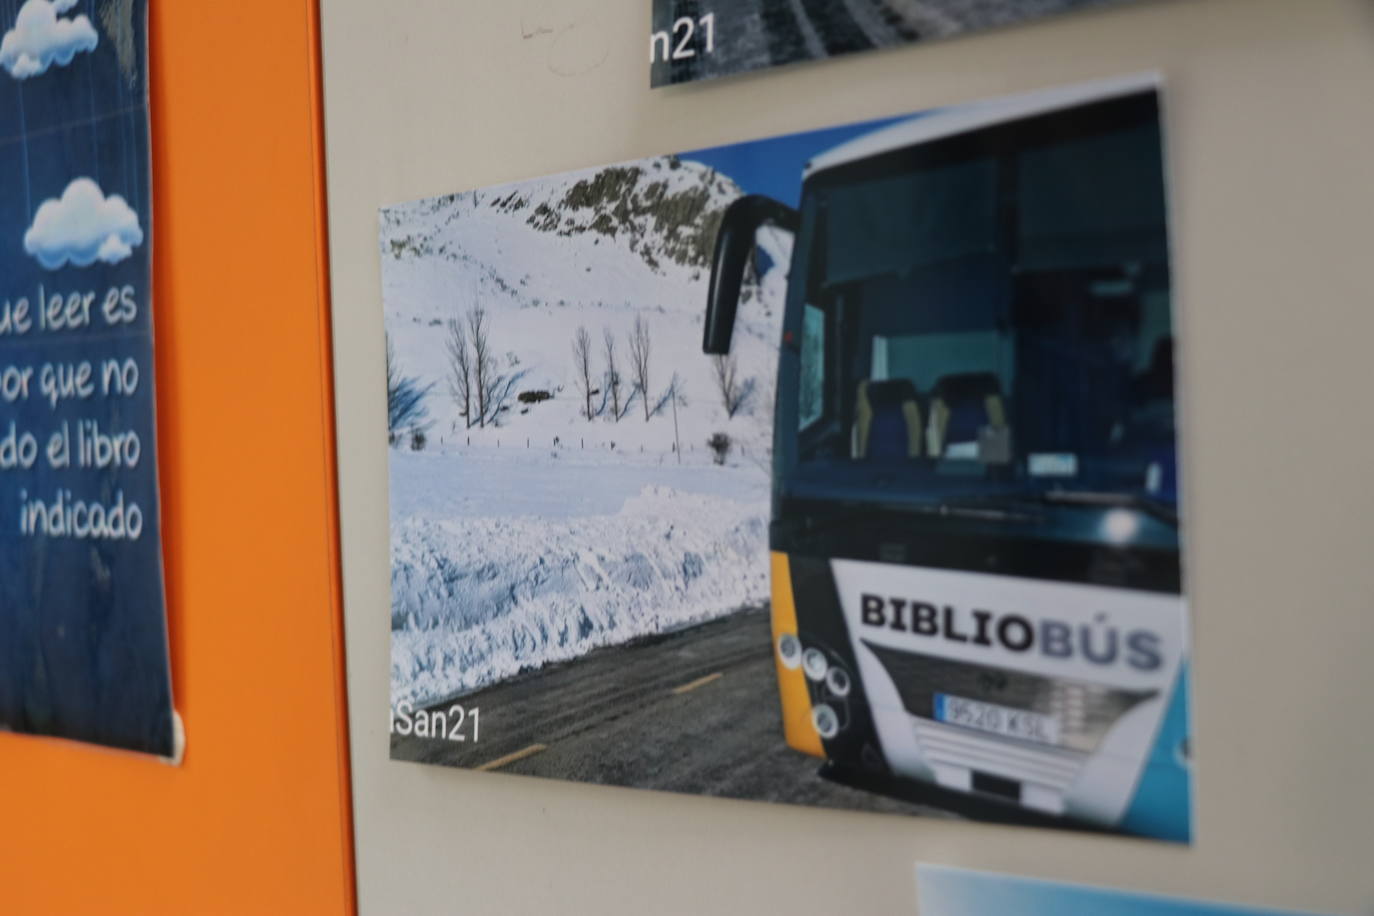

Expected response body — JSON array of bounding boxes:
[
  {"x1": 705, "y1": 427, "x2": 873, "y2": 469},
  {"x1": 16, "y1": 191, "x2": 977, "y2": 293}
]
[{"x1": 319, "y1": 1, "x2": 1374, "y2": 912}]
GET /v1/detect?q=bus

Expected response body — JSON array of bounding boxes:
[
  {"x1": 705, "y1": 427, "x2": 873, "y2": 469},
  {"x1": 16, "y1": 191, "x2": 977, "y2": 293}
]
[{"x1": 703, "y1": 76, "x2": 1190, "y2": 841}]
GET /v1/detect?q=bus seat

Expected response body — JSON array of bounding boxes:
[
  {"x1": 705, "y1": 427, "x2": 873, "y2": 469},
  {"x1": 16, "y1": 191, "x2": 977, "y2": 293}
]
[
  {"x1": 928, "y1": 373, "x2": 1007, "y2": 458},
  {"x1": 853, "y1": 379, "x2": 922, "y2": 459}
]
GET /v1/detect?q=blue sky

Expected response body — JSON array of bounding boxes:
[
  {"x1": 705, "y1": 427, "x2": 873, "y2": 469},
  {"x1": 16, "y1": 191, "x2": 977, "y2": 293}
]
[{"x1": 680, "y1": 112, "x2": 917, "y2": 207}]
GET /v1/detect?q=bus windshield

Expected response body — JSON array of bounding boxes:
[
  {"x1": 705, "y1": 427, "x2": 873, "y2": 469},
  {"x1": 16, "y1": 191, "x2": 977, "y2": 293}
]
[{"x1": 785, "y1": 98, "x2": 1178, "y2": 523}]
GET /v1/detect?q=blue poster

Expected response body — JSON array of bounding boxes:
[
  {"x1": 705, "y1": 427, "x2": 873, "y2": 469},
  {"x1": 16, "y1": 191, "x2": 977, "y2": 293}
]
[
  {"x1": 0, "y1": 0, "x2": 174, "y2": 756},
  {"x1": 918, "y1": 866, "x2": 1330, "y2": 915}
]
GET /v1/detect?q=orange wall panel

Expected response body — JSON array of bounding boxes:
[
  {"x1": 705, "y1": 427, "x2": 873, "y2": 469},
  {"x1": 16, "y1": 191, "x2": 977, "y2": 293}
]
[{"x1": 0, "y1": 0, "x2": 353, "y2": 912}]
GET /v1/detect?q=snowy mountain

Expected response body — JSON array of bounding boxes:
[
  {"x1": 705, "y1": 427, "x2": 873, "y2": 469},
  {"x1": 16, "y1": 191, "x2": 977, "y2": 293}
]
[
  {"x1": 382, "y1": 155, "x2": 789, "y2": 710},
  {"x1": 380, "y1": 155, "x2": 787, "y2": 453}
]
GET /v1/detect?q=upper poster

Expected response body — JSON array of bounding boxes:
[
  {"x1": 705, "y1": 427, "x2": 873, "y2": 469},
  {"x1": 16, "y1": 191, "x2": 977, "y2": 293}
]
[
  {"x1": 651, "y1": 0, "x2": 1136, "y2": 87},
  {"x1": 0, "y1": 0, "x2": 175, "y2": 757},
  {"x1": 383, "y1": 75, "x2": 1190, "y2": 843}
]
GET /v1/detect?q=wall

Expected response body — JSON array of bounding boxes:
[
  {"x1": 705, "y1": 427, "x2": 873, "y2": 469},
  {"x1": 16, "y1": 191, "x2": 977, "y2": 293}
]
[
  {"x1": 0, "y1": 0, "x2": 355, "y2": 913},
  {"x1": 320, "y1": 1, "x2": 1374, "y2": 913}
]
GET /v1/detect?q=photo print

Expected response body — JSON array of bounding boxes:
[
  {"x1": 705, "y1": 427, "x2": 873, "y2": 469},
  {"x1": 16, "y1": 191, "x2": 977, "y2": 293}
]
[
  {"x1": 0, "y1": 0, "x2": 176, "y2": 757},
  {"x1": 383, "y1": 74, "x2": 1191, "y2": 842},
  {"x1": 651, "y1": 0, "x2": 1139, "y2": 87}
]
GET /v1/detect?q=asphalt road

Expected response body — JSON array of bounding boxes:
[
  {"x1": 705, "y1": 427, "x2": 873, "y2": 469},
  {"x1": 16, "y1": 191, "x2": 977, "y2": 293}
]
[
  {"x1": 651, "y1": 0, "x2": 1123, "y2": 85},
  {"x1": 391, "y1": 606, "x2": 949, "y2": 817}
]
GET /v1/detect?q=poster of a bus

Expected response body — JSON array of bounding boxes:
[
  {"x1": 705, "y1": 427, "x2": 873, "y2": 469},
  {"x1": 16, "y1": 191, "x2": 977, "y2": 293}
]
[{"x1": 382, "y1": 74, "x2": 1191, "y2": 843}]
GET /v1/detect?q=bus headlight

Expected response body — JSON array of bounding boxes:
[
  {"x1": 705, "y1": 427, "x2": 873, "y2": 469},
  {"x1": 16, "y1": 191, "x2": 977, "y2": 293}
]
[
  {"x1": 825, "y1": 667, "x2": 851, "y2": 698},
  {"x1": 812, "y1": 704, "x2": 840, "y2": 740},
  {"x1": 1102, "y1": 508, "x2": 1141, "y2": 544},
  {"x1": 777, "y1": 633, "x2": 802, "y2": 669},
  {"x1": 803, "y1": 648, "x2": 828, "y2": 682}
]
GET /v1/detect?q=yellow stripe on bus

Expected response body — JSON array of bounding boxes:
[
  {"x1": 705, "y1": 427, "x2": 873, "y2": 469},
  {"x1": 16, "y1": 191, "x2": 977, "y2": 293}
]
[{"x1": 770, "y1": 551, "x2": 824, "y2": 758}]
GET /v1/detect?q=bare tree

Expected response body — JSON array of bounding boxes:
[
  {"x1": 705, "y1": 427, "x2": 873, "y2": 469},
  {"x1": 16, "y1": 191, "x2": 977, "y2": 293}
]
[
  {"x1": 468, "y1": 305, "x2": 495, "y2": 427},
  {"x1": 712, "y1": 353, "x2": 747, "y2": 418},
  {"x1": 602, "y1": 327, "x2": 623, "y2": 421},
  {"x1": 628, "y1": 315, "x2": 652, "y2": 422},
  {"x1": 572, "y1": 326, "x2": 595, "y2": 421},
  {"x1": 482, "y1": 370, "x2": 524, "y2": 425},
  {"x1": 445, "y1": 318, "x2": 474, "y2": 428},
  {"x1": 668, "y1": 372, "x2": 685, "y2": 463}
]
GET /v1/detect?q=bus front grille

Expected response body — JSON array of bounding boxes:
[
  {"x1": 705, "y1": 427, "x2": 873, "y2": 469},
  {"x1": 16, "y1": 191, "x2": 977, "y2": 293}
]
[
  {"x1": 912, "y1": 716, "x2": 1083, "y2": 800},
  {"x1": 863, "y1": 642, "x2": 1156, "y2": 755}
]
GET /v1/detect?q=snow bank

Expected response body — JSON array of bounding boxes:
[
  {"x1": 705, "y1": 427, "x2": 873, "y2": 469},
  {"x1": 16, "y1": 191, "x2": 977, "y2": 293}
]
[{"x1": 391, "y1": 482, "x2": 768, "y2": 709}]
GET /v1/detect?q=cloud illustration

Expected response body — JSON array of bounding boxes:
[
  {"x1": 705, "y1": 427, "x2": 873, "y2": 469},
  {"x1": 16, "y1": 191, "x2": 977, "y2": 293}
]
[
  {"x1": 1, "y1": 0, "x2": 98, "y2": 80},
  {"x1": 24, "y1": 178, "x2": 144, "y2": 270}
]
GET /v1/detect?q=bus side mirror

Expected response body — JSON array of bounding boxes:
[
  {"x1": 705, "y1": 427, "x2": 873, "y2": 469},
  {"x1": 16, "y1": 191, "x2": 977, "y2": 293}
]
[{"x1": 704, "y1": 195, "x2": 799, "y2": 355}]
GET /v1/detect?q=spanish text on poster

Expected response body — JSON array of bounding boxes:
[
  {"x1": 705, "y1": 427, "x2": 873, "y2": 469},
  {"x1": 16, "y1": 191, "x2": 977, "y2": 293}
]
[{"x1": 0, "y1": 0, "x2": 174, "y2": 757}]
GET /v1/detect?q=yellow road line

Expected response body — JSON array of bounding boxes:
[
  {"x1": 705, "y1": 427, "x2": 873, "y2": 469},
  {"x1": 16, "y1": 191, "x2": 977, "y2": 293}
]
[
  {"x1": 671, "y1": 672, "x2": 723, "y2": 695},
  {"x1": 475, "y1": 743, "x2": 548, "y2": 772}
]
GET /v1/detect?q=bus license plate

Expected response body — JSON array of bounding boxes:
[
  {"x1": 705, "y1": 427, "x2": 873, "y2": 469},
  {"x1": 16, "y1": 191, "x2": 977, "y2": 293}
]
[{"x1": 935, "y1": 693, "x2": 1060, "y2": 746}]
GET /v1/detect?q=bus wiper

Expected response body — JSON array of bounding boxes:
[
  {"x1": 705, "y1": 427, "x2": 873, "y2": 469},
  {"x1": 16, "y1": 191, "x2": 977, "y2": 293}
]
[
  {"x1": 1038, "y1": 490, "x2": 1179, "y2": 526},
  {"x1": 800, "y1": 499, "x2": 1040, "y2": 538},
  {"x1": 916, "y1": 500, "x2": 1041, "y2": 523}
]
